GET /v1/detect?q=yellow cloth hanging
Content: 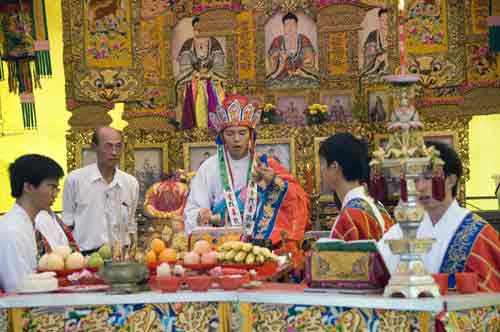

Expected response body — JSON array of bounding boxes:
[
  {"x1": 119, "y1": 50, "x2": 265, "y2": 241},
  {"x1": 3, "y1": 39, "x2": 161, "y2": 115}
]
[
  {"x1": 195, "y1": 79, "x2": 208, "y2": 128},
  {"x1": 214, "y1": 80, "x2": 226, "y2": 104}
]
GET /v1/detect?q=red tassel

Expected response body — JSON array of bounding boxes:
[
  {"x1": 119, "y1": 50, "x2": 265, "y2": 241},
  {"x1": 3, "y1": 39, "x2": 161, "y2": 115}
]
[
  {"x1": 400, "y1": 173, "x2": 408, "y2": 202},
  {"x1": 370, "y1": 168, "x2": 386, "y2": 203},
  {"x1": 432, "y1": 171, "x2": 445, "y2": 201}
]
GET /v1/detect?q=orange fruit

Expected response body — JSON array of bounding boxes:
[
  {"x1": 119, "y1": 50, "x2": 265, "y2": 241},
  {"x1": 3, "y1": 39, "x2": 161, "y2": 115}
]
[
  {"x1": 146, "y1": 250, "x2": 157, "y2": 266},
  {"x1": 158, "y1": 248, "x2": 177, "y2": 263},
  {"x1": 151, "y1": 238, "x2": 166, "y2": 254}
]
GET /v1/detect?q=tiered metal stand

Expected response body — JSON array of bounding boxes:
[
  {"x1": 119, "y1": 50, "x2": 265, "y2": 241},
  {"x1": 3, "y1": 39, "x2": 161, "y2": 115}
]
[{"x1": 371, "y1": 74, "x2": 441, "y2": 298}]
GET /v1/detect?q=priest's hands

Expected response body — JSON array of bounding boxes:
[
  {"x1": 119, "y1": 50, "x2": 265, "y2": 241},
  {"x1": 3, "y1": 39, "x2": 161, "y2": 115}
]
[{"x1": 253, "y1": 154, "x2": 275, "y2": 189}]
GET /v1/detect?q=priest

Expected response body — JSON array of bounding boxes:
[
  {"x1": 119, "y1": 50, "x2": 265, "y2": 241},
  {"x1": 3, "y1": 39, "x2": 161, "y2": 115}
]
[
  {"x1": 378, "y1": 141, "x2": 500, "y2": 292},
  {"x1": 184, "y1": 95, "x2": 310, "y2": 254}
]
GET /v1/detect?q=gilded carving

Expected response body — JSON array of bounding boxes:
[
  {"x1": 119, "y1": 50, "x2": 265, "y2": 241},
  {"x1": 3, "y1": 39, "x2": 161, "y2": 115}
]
[{"x1": 74, "y1": 68, "x2": 141, "y2": 102}]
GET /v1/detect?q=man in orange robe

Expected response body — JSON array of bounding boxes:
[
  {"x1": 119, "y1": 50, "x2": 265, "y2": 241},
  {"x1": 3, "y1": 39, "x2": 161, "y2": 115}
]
[
  {"x1": 379, "y1": 141, "x2": 499, "y2": 291},
  {"x1": 319, "y1": 133, "x2": 394, "y2": 241},
  {"x1": 184, "y1": 95, "x2": 310, "y2": 268}
]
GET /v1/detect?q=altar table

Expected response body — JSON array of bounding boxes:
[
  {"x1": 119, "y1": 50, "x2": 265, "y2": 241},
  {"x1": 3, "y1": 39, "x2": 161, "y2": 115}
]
[{"x1": 0, "y1": 283, "x2": 498, "y2": 332}]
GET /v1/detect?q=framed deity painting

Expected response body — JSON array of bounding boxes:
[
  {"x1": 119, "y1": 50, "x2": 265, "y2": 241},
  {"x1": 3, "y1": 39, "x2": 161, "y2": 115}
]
[
  {"x1": 313, "y1": 137, "x2": 335, "y2": 202},
  {"x1": 423, "y1": 131, "x2": 457, "y2": 148},
  {"x1": 183, "y1": 142, "x2": 218, "y2": 173},
  {"x1": 255, "y1": 138, "x2": 296, "y2": 175},
  {"x1": 276, "y1": 94, "x2": 307, "y2": 126},
  {"x1": 367, "y1": 88, "x2": 392, "y2": 123},
  {"x1": 321, "y1": 91, "x2": 354, "y2": 123},
  {"x1": 134, "y1": 143, "x2": 168, "y2": 204},
  {"x1": 265, "y1": 11, "x2": 319, "y2": 89},
  {"x1": 133, "y1": 143, "x2": 168, "y2": 204},
  {"x1": 75, "y1": 144, "x2": 97, "y2": 168}
]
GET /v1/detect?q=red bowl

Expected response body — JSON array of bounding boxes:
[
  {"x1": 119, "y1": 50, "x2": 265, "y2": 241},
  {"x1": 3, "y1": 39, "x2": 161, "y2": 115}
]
[
  {"x1": 255, "y1": 261, "x2": 278, "y2": 279},
  {"x1": 185, "y1": 275, "x2": 212, "y2": 292},
  {"x1": 183, "y1": 263, "x2": 217, "y2": 271},
  {"x1": 153, "y1": 276, "x2": 183, "y2": 293},
  {"x1": 217, "y1": 274, "x2": 247, "y2": 290}
]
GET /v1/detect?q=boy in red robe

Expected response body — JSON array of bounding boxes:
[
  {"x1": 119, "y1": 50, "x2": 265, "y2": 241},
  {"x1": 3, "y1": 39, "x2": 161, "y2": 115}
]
[{"x1": 319, "y1": 133, "x2": 394, "y2": 241}]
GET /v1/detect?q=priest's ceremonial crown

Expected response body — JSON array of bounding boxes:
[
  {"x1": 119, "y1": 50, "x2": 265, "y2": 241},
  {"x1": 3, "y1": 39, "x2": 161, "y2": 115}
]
[{"x1": 210, "y1": 95, "x2": 262, "y2": 132}]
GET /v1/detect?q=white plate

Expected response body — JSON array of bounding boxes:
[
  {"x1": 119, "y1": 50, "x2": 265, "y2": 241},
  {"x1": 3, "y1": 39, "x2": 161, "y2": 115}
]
[
  {"x1": 16, "y1": 287, "x2": 59, "y2": 294},
  {"x1": 58, "y1": 285, "x2": 109, "y2": 293}
]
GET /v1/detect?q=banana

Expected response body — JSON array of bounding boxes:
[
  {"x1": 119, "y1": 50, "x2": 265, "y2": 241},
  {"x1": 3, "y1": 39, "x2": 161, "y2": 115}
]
[
  {"x1": 260, "y1": 247, "x2": 272, "y2": 258},
  {"x1": 234, "y1": 251, "x2": 247, "y2": 263},
  {"x1": 225, "y1": 250, "x2": 237, "y2": 261},
  {"x1": 241, "y1": 243, "x2": 253, "y2": 252},
  {"x1": 233, "y1": 241, "x2": 244, "y2": 251},
  {"x1": 256, "y1": 254, "x2": 265, "y2": 264},
  {"x1": 216, "y1": 252, "x2": 225, "y2": 261},
  {"x1": 220, "y1": 241, "x2": 234, "y2": 251},
  {"x1": 245, "y1": 253, "x2": 255, "y2": 264},
  {"x1": 252, "y1": 246, "x2": 260, "y2": 255}
]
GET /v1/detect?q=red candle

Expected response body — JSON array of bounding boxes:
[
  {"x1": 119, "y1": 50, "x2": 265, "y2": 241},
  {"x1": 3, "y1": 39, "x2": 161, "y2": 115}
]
[
  {"x1": 305, "y1": 163, "x2": 314, "y2": 195},
  {"x1": 399, "y1": 0, "x2": 406, "y2": 74}
]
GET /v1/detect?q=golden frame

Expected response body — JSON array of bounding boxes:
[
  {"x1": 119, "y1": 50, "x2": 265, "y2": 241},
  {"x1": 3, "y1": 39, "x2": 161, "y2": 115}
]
[
  {"x1": 373, "y1": 130, "x2": 459, "y2": 151},
  {"x1": 75, "y1": 143, "x2": 127, "y2": 170},
  {"x1": 365, "y1": 86, "x2": 393, "y2": 123},
  {"x1": 256, "y1": 137, "x2": 297, "y2": 176},
  {"x1": 313, "y1": 136, "x2": 334, "y2": 202},
  {"x1": 320, "y1": 90, "x2": 355, "y2": 122},
  {"x1": 75, "y1": 144, "x2": 96, "y2": 169},
  {"x1": 272, "y1": 90, "x2": 313, "y2": 126},
  {"x1": 183, "y1": 142, "x2": 217, "y2": 173},
  {"x1": 133, "y1": 143, "x2": 169, "y2": 204}
]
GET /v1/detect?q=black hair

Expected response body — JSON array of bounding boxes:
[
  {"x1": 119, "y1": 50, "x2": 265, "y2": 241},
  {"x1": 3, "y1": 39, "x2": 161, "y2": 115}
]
[
  {"x1": 425, "y1": 141, "x2": 463, "y2": 197},
  {"x1": 319, "y1": 133, "x2": 369, "y2": 182},
  {"x1": 378, "y1": 8, "x2": 388, "y2": 17},
  {"x1": 9, "y1": 154, "x2": 64, "y2": 198},
  {"x1": 91, "y1": 128, "x2": 99, "y2": 145},
  {"x1": 282, "y1": 12, "x2": 298, "y2": 24},
  {"x1": 192, "y1": 17, "x2": 200, "y2": 27}
]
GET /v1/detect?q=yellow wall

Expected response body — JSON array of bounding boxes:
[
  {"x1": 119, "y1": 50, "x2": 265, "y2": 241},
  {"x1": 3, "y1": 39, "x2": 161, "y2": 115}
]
[
  {"x1": 0, "y1": 1, "x2": 126, "y2": 213},
  {"x1": 0, "y1": 2, "x2": 499, "y2": 213},
  {"x1": 467, "y1": 114, "x2": 500, "y2": 210}
]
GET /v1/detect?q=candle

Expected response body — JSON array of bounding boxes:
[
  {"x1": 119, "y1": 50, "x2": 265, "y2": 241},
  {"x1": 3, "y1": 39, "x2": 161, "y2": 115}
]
[
  {"x1": 305, "y1": 162, "x2": 314, "y2": 195},
  {"x1": 399, "y1": 0, "x2": 406, "y2": 74}
]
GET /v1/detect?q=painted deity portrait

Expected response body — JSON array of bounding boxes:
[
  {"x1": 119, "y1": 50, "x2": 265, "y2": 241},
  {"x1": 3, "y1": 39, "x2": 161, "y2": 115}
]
[
  {"x1": 368, "y1": 90, "x2": 390, "y2": 123},
  {"x1": 184, "y1": 144, "x2": 218, "y2": 173},
  {"x1": 322, "y1": 94, "x2": 353, "y2": 123},
  {"x1": 359, "y1": 8, "x2": 388, "y2": 77},
  {"x1": 172, "y1": 17, "x2": 227, "y2": 129},
  {"x1": 255, "y1": 142, "x2": 293, "y2": 174},
  {"x1": 276, "y1": 95, "x2": 307, "y2": 126},
  {"x1": 265, "y1": 12, "x2": 319, "y2": 88},
  {"x1": 134, "y1": 149, "x2": 162, "y2": 204}
]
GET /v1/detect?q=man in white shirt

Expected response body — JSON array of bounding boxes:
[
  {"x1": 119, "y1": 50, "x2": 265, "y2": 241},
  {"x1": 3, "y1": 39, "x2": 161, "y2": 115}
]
[
  {"x1": 62, "y1": 127, "x2": 139, "y2": 254},
  {"x1": 0, "y1": 154, "x2": 64, "y2": 292},
  {"x1": 378, "y1": 141, "x2": 500, "y2": 291}
]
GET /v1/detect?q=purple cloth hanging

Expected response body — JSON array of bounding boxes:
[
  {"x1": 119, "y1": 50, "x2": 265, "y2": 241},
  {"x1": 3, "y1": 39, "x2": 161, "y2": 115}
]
[
  {"x1": 206, "y1": 79, "x2": 218, "y2": 129},
  {"x1": 181, "y1": 82, "x2": 195, "y2": 129}
]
